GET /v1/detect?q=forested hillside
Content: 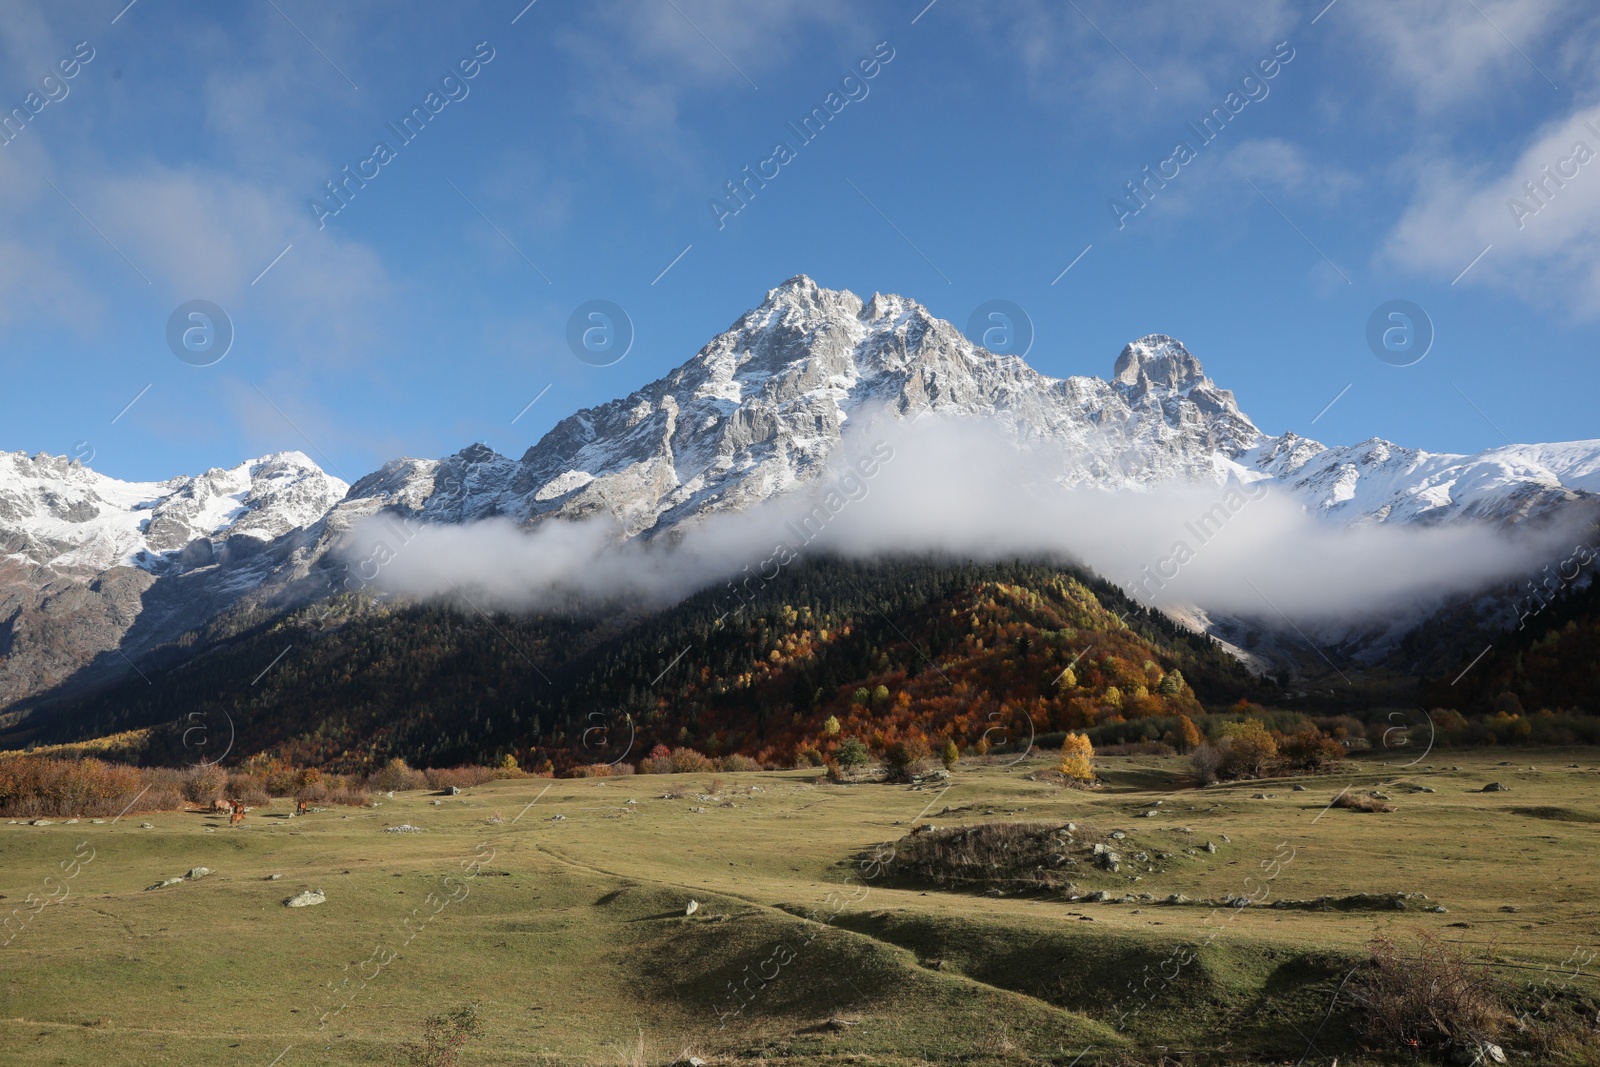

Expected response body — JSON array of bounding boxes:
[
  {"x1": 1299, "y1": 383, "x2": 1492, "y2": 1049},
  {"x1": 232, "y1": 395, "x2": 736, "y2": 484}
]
[{"x1": 2, "y1": 556, "x2": 1266, "y2": 772}]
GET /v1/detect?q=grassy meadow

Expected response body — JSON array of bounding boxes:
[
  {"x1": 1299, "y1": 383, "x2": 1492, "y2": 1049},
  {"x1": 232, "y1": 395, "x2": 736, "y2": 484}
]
[{"x1": 2, "y1": 747, "x2": 1598, "y2": 1066}]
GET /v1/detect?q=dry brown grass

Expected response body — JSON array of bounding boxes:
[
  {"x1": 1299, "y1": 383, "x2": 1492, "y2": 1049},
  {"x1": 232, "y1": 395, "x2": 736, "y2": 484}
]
[
  {"x1": 1332, "y1": 790, "x2": 1394, "y2": 813},
  {"x1": 880, "y1": 820, "x2": 1090, "y2": 893}
]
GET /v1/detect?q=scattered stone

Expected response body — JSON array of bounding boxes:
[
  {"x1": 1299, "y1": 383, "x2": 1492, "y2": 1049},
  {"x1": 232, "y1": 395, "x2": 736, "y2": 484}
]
[
  {"x1": 688, "y1": 807, "x2": 707, "y2": 814},
  {"x1": 438, "y1": 786, "x2": 461, "y2": 796},
  {"x1": 1425, "y1": 904, "x2": 1448, "y2": 913},
  {"x1": 1481, "y1": 782, "x2": 1508, "y2": 792},
  {"x1": 146, "y1": 877, "x2": 184, "y2": 890},
  {"x1": 913, "y1": 824, "x2": 938, "y2": 834},
  {"x1": 140, "y1": 823, "x2": 154, "y2": 829},
  {"x1": 1221, "y1": 833, "x2": 1231, "y2": 842},
  {"x1": 1450, "y1": 1040, "x2": 1507, "y2": 1065},
  {"x1": 1165, "y1": 893, "x2": 1191, "y2": 905},
  {"x1": 186, "y1": 867, "x2": 212, "y2": 880},
  {"x1": 1292, "y1": 785, "x2": 1307, "y2": 791},
  {"x1": 685, "y1": 899, "x2": 700, "y2": 916},
  {"x1": 1133, "y1": 852, "x2": 1149, "y2": 863},
  {"x1": 625, "y1": 798, "x2": 637, "y2": 805},
  {"x1": 549, "y1": 814, "x2": 566, "y2": 821},
  {"x1": 1096, "y1": 851, "x2": 1121, "y2": 872},
  {"x1": 1062, "y1": 822, "x2": 1077, "y2": 832},
  {"x1": 383, "y1": 825, "x2": 424, "y2": 834},
  {"x1": 822, "y1": 1018, "x2": 857, "y2": 1032},
  {"x1": 430, "y1": 800, "x2": 443, "y2": 806},
  {"x1": 284, "y1": 889, "x2": 326, "y2": 908},
  {"x1": 1084, "y1": 890, "x2": 1111, "y2": 902},
  {"x1": 1499, "y1": 905, "x2": 1520, "y2": 913},
  {"x1": 1252, "y1": 793, "x2": 1271, "y2": 800},
  {"x1": 1139, "y1": 810, "x2": 1158, "y2": 818},
  {"x1": 92, "y1": 819, "x2": 105, "y2": 825},
  {"x1": 1203, "y1": 841, "x2": 1219, "y2": 854},
  {"x1": 1419, "y1": 786, "x2": 1436, "y2": 793},
  {"x1": 266, "y1": 874, "x2": 282, "y2": 880},
  {"x1": 1109, "y1": 830, "x2": 1126, "y2": 840},
  {"x1": 64, "y1": 818, "x2": 78, "y2": 825},
  {"x1": 30, "y1": 819, "x2": 52, "y2": 826}
]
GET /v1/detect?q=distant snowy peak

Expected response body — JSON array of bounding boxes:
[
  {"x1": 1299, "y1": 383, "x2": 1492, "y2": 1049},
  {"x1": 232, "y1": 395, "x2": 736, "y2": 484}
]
[
  {"x1": 0, "y1": 450, "x2": 347, "y2": 571},
  {"x1": 1248, "y1": 433, "x2": 1600, "y2": 524}
]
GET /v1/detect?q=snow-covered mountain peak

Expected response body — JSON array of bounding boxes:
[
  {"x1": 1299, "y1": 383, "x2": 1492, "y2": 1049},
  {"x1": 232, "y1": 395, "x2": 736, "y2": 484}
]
[
  {"x1": 1113, "y1": 334, "x2": 1207, "y2": 393},
  {"x1": 0, "y1": 449, "x2": 346, "y2": 571}
]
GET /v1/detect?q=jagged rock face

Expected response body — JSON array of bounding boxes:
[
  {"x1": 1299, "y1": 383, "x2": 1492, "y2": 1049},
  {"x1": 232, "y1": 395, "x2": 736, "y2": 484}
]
[{"x1": 356, "y1": 277, "x2": 1273, "y2": 538}]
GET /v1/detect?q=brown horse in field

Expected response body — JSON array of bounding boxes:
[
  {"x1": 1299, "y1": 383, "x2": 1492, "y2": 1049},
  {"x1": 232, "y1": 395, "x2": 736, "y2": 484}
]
[{"x1": 228, "y1": 799, "x2": 245, "y2": 826}]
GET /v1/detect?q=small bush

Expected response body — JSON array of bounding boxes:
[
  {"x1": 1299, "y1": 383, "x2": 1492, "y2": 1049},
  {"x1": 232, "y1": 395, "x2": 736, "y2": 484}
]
[
  {"x1": 181, "y1": 764, "x2": 227, "y2": 804},
  {"x1": 667, "y1": 747, "x2": 714, "y2": 774},
  {"x1": 793, "y1": 746, "x2": 824, "y2": 768},
  {"x1": 884, "y1": 736, "x2": 932, "y2": 780},
  {"x1": 370, "y1": 758, "x2": 428, "y2": 792},
  {"x1": 1190, "y1": 743, "x2": 1223, "y2": 784},
  {"x1": 570, "y1": 764, "x2": 613, "y2": 778},
  {"x1": 836, "y1": 737, "x2": 871, "y2": 769},
  {"x1": 717, "y1": 753, "x2": 760, "y2": 773},
  {"x1": 393, "y1": 1003, "x2": 481, "y2": 1067},
  {"x1": 1348, "y1": 935, "x2": 1512, "y2": 1058}
]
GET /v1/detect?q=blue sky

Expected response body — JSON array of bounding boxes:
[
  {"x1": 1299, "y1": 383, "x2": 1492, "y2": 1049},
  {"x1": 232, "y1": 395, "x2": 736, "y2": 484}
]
[{"x1": 2, "y1": 0, "x2": 1597, "y2": 483}]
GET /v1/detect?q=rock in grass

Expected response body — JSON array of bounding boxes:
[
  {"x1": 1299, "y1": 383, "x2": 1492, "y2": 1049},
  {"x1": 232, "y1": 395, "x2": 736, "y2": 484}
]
[
  {"x1": 1203, "y1": 841, "x2": 1219, "y2": 854},
  {"x1": 1481, "y1": 782, "x2": 1508, "y2": 792},
  {"x1": 383, "y1": 824, "x2": 424, "y2": 834},
  {"x1": 186, "y1": 867, "x2": 212, "y2": 880},
  {"x1": 284, "y1": 889, "x2": 326, "y2": 908},
  {"x1": 146, "y1": 878, "x2": 184, "y2": 891},
  {"x1": 685, "y1": 899, "x2": 699, "y2": 916}
]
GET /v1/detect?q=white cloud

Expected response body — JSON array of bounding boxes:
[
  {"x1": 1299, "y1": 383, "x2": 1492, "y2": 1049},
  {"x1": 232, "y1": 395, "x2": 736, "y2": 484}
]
[
  {"x1": 1327, "y1": 0, "x2": 1579, "y2": 112},
  {"x1": 962, "y1": 0, "x2": 1298, "y2": 115},
  {"x1": 1384, "y1": 99, "x2": 1600, "y2": 313},
  {"x1": 345, "y1": 417, "x2": 1574, "y2": 627}
]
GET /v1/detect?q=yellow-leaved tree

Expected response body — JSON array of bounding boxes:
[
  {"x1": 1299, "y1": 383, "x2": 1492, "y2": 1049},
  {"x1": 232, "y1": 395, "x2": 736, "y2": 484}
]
[
  {"x1": 1177, "y1": 714, "x2": 1203, "y2": 753},
  {"x1": 1059, "y1": 732, "x2": 1096, "y2": 783}
]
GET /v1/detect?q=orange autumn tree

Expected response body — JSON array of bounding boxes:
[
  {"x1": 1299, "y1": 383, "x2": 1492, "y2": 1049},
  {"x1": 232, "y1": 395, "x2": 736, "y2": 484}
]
[{"x1": 1059, "y1": 732, "x2": 1096, "y2": 783}]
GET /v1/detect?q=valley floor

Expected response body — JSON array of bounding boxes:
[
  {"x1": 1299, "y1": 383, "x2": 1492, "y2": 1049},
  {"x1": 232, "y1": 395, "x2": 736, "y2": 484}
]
[{"x1": 1, "y1": 749, "x2": 1597, "y2": 1066}]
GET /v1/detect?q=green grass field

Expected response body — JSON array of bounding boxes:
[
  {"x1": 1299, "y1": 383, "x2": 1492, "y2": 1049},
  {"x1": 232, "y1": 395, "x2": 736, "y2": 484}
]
[{"x1": 3, "y1": 748, "x2": 1598, "y2": 1066}]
